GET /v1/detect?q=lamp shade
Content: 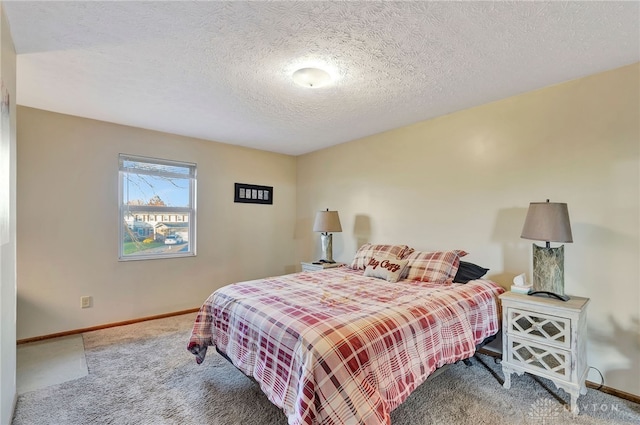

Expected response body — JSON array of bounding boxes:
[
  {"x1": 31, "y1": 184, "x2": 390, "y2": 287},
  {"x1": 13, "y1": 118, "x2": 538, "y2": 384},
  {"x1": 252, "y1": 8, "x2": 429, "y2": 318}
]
[
  {"x1": 521, "y1": 201, "x2": 573, "y2": 243},
  {"x1": 313, "y1": 210, "x2": 342, "y2": 233}
]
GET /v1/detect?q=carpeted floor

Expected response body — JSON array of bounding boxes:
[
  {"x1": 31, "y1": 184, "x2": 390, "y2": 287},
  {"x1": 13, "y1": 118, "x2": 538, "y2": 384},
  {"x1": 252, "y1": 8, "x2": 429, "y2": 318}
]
[{"x1": 12, "y1": 313, "x2": 640, "y2": 424}]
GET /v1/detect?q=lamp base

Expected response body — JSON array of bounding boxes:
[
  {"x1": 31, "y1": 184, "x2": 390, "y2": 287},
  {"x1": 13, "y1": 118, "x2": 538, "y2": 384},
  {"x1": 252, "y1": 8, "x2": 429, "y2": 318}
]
[
  {"x1": 320, "y1": 233, "x2": 335, "y2": 263},
  {"x1": 532, "y1": 244, "x2": 566, "y2": 298}
]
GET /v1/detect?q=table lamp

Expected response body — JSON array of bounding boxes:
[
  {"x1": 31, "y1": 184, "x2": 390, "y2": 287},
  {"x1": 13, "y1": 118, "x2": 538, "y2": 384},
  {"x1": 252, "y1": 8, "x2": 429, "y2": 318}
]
[
  {"x1": 313, "y1": 209, "x2": 342, "y2": 263},
  {"x1": 521, "y1": 199, "x2": 573, "y2": 301}
]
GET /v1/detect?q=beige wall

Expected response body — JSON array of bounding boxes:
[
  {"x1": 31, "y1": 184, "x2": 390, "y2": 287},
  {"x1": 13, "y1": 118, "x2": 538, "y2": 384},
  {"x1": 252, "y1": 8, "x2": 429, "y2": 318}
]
[
  {"x1": 297, "y1": 63, "x2": 640, "y2": 396},
  {"x1": 0, "y1": 2, "x2": 17, "y2": 423},
  {"x1": 16, "y1": 107, "x2": 297, "y2": 339}
]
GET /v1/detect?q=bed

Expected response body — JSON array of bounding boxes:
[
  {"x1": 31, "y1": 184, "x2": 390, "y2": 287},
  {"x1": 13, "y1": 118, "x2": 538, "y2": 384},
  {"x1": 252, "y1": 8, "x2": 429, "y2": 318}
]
[{"x1": 188, "y1": 246, "x2": 504, "y2": 424}]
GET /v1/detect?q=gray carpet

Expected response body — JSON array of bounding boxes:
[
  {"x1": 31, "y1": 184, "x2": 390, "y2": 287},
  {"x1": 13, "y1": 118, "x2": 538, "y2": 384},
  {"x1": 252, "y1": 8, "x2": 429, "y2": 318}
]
[{"x1": 12, "y1": 313, "x2": 640, "y2": 425}]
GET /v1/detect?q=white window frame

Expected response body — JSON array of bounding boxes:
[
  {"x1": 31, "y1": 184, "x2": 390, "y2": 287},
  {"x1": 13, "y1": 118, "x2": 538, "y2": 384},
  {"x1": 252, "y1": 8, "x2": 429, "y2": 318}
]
[{"x1": 118, "y1": 154, "x2": 196, "y2": 261}]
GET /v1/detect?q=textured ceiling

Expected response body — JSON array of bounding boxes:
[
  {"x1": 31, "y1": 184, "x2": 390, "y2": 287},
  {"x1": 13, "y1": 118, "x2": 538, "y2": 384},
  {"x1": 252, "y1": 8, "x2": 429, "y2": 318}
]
[{"x1": 4, "y1": 1, "x2": 639, "y2": 155}]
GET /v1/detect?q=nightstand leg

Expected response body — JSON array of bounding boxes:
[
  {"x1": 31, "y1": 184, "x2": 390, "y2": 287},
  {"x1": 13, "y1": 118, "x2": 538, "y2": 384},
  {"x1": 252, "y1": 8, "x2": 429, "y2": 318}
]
[
  {"x1": 503, "y1": 369, "x2": 512, "y2": 389},
  {"x1": 580, "y1": 382, "x2": 588, "y2": 395},
  {"x1": 570, "y1": 391, "x2": 579, "y2": 415}
]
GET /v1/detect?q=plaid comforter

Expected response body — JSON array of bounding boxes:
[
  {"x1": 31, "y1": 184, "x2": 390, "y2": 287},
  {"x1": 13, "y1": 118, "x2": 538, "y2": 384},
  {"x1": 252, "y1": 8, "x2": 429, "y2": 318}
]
[{"x1": 188, "y1": 267, "x2": 504, "y2": 425}]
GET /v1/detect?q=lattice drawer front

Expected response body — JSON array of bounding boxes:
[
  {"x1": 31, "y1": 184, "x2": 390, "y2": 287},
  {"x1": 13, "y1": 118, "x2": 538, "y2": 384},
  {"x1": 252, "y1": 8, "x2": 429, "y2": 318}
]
[
  {"x1": 508, "y1": 336, "x2": 571, "y2": 381},
  {"x1": 507, "y1": 308, "x2": 571, "y2": 349}
]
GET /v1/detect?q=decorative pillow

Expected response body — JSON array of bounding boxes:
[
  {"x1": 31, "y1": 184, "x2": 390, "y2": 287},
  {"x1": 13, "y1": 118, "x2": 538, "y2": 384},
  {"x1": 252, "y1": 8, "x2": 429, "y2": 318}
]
[
  {"x1": 453, "y1": 261, "x2": 489, "y2": 283},
  {"x1": 363, "y1": 256, "x2": 409, "y2": 283},
  {"x1": 350, "y1": 243, "x2": 414, "y2": 270},
  {"x1": 403, "y1": 250, "x2": 468, "y2": 283}
]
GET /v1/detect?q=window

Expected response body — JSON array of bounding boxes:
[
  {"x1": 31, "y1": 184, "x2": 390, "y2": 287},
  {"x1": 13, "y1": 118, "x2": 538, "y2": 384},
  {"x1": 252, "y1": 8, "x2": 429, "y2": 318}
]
[{"x1": 119, "y1": 154, "x2": 196, "y2": 260}]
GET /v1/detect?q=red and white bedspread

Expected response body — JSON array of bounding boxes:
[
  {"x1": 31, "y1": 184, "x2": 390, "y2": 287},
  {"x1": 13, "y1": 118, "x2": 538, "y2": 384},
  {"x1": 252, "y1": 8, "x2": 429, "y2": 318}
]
[{"x1": 187, "y1": 267, "x2": 504, "y2": 425}]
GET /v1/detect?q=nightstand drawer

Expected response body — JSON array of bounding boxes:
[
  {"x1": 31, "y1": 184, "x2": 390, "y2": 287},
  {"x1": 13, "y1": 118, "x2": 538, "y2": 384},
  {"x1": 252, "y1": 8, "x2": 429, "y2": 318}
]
[
  {"x1": 507, "y1": 335, "x2": 571, "y2": 382},
  {"x1": 506, "y1": 307, "x2": 571, "y2": 349}
]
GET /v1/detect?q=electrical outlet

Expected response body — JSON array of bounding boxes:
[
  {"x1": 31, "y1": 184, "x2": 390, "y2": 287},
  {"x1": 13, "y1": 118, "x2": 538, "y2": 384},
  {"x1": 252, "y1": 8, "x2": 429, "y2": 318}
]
[{"x1": 80, "y1": 296, "x2": 92, "y2": 309}]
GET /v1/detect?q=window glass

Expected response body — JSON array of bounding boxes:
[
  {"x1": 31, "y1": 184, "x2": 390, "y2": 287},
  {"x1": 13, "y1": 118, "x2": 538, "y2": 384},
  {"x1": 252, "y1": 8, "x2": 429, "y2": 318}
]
[{"x1": 119, "y1": 154, "x2": 196, "y2": 260}]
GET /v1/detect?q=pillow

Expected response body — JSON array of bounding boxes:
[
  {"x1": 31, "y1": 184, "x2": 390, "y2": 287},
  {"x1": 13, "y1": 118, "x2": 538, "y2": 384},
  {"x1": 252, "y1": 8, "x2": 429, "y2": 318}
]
[
  {"x1": 350, "y1": 243, "x2": 415, "y2": 270},
  {"x1": 403, "y1": 250, "x2": 468, "y2": 283},
  {"x1": 363, "y1": 256, "x2": 409, "y2": 283},
  {"x1": 453, "y1": 261, "x2": 489, "y2": 283}
]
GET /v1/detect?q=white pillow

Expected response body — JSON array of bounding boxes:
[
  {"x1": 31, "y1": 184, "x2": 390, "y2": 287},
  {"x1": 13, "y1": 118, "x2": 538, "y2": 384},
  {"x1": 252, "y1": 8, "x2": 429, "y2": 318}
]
[{"x1": 363, "y1": 256, "x2": 409, "y2": 283}]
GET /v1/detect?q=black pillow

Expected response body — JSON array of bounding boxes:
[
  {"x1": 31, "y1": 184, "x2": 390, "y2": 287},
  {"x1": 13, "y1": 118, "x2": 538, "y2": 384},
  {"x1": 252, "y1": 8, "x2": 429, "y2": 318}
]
[{"x1": 453, "y1": 261, "x2": 489, "y2": 283}]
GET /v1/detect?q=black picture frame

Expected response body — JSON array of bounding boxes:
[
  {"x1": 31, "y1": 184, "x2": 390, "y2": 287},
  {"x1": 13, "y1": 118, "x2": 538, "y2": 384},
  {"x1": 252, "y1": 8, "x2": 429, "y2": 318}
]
[{"x1": 234, "y1": 183, "x2": 273, "y2": 205}]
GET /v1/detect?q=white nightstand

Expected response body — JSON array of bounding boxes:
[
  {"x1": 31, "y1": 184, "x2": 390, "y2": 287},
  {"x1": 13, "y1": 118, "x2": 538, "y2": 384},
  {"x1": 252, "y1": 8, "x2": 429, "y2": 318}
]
[
  {"x1": 500, "y1": 291, "x2": 590, "y2": 414},
  {"x1": 300, "y1": 262, "x2": 345, "y2": 272}
]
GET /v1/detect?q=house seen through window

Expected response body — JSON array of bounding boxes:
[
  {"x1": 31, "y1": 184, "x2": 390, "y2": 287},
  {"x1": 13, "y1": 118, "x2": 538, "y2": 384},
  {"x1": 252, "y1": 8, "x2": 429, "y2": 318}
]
[{"x1": 119, "y1": 154, "x2": 196, "y2": 260}]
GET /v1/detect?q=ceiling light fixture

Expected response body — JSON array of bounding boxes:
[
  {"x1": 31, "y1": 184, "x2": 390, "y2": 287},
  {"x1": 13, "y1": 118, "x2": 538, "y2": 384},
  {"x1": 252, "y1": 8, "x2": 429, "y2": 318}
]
[{"x1": 292, "y1": 67, "x2": 332, "y2": 88}]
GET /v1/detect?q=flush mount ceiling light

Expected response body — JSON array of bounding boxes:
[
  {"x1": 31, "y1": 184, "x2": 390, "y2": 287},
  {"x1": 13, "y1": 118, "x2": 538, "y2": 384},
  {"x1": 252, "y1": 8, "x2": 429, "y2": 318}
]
[{"x1": 292, "y1": 67, "x2": 332, "y2": 88}]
